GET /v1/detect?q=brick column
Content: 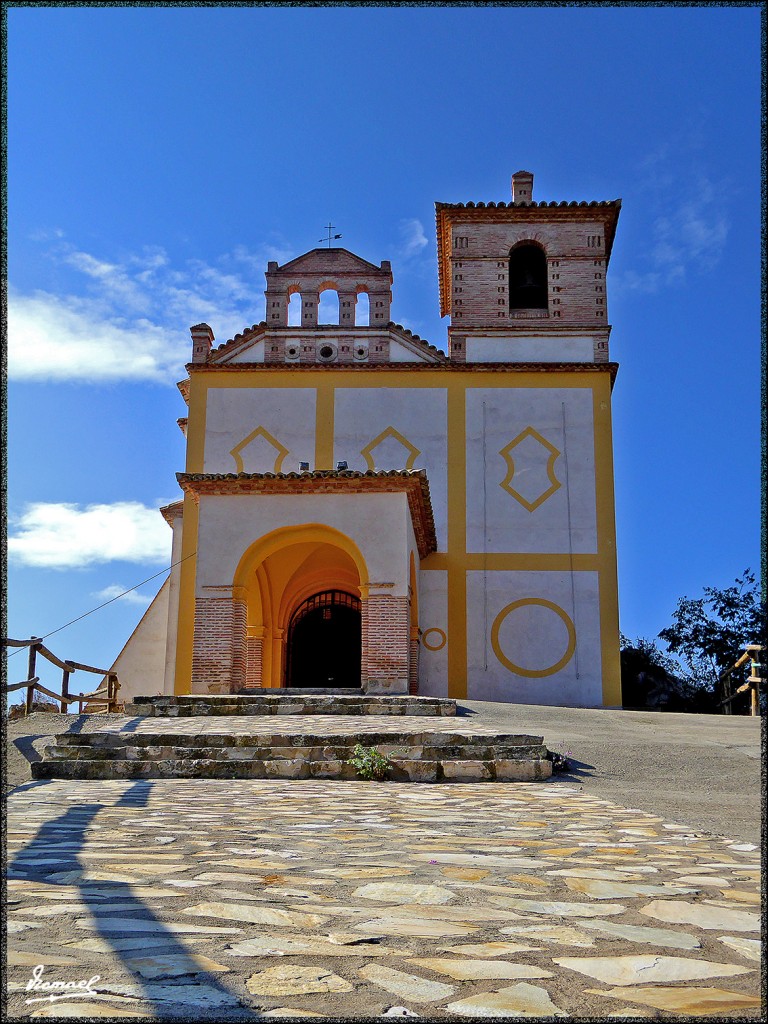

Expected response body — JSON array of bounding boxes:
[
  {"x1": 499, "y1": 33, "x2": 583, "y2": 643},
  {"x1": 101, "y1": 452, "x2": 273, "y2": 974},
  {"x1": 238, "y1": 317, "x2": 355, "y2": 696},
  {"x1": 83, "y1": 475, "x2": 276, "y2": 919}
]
[
  {"x1": 361, "y1": 586, "x2": 410, "y2": 695},
  {"x1": 191, "y1": 586, "x2": 247, "y2": 694},
  {"x1": 246, "y1": 625, "x2": 265, "y2": 688},
  {"x1": 339, "y1": 291, "x2": 357, "y2": 327},
  {"x1": 301, "y1": 290, "x2": 319, "y2": 327}
]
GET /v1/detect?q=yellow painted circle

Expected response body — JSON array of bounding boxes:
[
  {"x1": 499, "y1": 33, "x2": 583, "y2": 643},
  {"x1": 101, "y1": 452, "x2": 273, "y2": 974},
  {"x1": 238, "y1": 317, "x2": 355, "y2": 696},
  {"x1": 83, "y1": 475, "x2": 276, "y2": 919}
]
[
  {"x1": 422, "y1": 627, "x2": 447, "y2": 651},
  {"x1": 491, "y1": 598, "x2": 576, "y2": 678}
]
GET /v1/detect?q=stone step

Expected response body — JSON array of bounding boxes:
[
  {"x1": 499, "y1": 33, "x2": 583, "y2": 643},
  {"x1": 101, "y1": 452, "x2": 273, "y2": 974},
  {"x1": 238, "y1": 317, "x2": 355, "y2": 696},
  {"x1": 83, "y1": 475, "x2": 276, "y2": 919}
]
[
  {"x1": 42, "y1": 739, "x2": 546, "y2": 762},
  {"x1": 125, "y1": 694, "x2": 457, "y2": 717},
  {"x1": 32, "y1": 756, "x2": 551, "y2": 783}
]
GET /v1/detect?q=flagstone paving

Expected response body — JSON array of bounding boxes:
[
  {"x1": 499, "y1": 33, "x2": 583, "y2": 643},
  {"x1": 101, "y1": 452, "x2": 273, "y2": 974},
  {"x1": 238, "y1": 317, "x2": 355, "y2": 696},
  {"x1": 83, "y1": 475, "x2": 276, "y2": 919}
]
[{"x1": 5, "y1": 779, "x2": 763, "y2": 1019}]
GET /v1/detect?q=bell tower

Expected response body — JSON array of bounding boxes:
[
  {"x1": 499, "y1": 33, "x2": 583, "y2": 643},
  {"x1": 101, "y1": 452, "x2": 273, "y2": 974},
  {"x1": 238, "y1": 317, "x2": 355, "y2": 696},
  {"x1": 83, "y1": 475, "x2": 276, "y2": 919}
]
[{"x1": 435, "y1": 170, "x2": 621, "y2": 363}]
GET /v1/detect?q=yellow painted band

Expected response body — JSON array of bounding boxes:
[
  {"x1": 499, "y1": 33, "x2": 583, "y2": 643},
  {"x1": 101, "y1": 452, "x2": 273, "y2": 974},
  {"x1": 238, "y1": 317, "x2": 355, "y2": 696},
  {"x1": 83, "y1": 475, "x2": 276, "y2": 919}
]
[
  {"x1": 315, "y1": 384, "x2": 335, "y2": 469},
  {"x1": 593, "y1": 374, "x2": 622, "y2": 705},
  {"x1": 446, "y1": 386, "x2": 467, "y2": 699}
]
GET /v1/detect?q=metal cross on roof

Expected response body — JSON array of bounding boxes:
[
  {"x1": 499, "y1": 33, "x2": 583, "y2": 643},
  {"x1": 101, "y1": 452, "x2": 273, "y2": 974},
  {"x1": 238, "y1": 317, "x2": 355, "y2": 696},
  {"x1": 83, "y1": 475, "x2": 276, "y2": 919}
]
[{"x1": 319, "y1": 223, "x2": 342, "y2": 247}]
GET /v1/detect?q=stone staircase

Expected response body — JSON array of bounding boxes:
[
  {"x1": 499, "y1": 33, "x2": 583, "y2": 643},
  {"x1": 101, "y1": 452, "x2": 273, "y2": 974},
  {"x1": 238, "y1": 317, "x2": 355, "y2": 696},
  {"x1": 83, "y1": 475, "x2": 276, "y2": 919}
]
[
  {"x1": 31, "y1": 694, "x2": 553, "y2": 783},
  {"x1": 124, "y1": 693, "x2": 457, "y2": 717}
]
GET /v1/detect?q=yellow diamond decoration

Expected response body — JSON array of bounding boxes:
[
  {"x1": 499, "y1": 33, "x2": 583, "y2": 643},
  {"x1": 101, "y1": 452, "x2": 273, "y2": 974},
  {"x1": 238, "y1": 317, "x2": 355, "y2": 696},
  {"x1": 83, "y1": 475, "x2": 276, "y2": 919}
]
[
  {"x1": 499, "y1": 426, "x2": 561, "y2": 512},
  {"x1": 361, "y1": 426, "x2": 421, "y2": 471},
  {"x1": 231, "y1": 426, "x2": 290, "y2": 474}
]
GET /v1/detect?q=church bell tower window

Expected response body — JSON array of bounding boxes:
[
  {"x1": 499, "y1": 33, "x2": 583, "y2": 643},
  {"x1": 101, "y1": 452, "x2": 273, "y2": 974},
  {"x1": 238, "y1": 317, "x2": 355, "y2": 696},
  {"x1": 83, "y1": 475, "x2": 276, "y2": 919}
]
[{"x1": 508, "y1": 243, "x2": 548, "y2": 310}]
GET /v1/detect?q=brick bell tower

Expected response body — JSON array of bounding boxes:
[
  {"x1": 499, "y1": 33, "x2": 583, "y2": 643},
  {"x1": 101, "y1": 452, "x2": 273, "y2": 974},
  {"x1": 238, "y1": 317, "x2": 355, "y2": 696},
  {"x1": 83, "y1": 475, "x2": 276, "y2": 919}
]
[{"x1": 436, "y1": 170, "x2": 621, "y2": 364}]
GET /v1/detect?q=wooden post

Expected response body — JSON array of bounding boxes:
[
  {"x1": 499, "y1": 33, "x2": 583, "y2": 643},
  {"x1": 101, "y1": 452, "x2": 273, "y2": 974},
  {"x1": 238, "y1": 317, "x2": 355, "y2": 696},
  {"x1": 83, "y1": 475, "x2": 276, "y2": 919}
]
[
  {"x1": 107, "y1": 674, "x2": 119, "y2": 713},
  {"x1": 61, "y1": 661, "x2": 73, "y2": 714},
  {"x1": 25, "y1": 639, "x2": 40, "y2": 715},
  {"x1": 721, "y1": 672, "x2": 732, "y2": 715}
]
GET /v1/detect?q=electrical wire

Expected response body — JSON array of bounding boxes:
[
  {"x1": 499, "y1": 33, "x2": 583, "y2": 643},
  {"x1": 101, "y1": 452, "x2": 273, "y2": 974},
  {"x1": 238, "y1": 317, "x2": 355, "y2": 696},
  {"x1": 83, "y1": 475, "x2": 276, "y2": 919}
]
[{"x1": 6, "y1": 552, "x2": 196, "y2": 657}]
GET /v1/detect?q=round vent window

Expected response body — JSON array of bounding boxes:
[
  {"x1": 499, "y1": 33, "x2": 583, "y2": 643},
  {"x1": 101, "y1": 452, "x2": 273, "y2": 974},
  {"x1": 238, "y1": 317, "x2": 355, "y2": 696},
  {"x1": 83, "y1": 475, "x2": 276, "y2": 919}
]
[
  {"x1": 286, "y1": 345, "x2": 299, "y2": 358},
  {"x1": 318, "y1": 343, "x2": 337, "y2": 362},
  {"x1": 353, "y1": 342, "x2": 369, "y2": 361}
]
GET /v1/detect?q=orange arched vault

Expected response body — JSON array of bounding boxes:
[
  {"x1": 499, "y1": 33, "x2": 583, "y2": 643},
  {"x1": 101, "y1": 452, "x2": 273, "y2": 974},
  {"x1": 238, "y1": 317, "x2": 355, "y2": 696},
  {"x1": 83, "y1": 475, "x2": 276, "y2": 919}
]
[{"x1": 233, "y1": 524, "x2": 367, "y2": 688}]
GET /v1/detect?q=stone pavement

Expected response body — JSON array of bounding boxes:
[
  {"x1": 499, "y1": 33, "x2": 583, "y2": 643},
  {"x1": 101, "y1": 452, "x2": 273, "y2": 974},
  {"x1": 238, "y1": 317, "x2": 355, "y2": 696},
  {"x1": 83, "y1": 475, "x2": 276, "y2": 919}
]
[{"x1": 6, "y1": 777, "x2": 763, "y2": 1020}]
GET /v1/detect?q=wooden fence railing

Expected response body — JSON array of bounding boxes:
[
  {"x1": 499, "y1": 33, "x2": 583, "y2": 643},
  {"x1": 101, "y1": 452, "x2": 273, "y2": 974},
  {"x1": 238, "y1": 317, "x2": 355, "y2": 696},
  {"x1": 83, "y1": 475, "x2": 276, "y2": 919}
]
[
  {"x1": 3, "y1": 637, "x2": 121, "y2": 715},
  {"x1": 718, "y1": 644, "x2": 764, "y2": 716}
]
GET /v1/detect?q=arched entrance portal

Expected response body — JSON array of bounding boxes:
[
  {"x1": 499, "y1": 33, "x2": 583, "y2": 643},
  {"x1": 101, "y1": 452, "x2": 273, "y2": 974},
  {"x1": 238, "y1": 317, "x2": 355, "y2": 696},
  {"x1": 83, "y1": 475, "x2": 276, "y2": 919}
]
[{"x1": 286, "y1": 590, "x2": 361, "y2": 688}]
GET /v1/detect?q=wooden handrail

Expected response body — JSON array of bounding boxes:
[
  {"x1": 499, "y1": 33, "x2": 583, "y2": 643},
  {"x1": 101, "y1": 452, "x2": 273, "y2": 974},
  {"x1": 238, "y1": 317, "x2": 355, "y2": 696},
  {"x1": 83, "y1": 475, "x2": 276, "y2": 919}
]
[
  {"x1": 6, "y1": 677, "x2": 39, "y2": 693},
  {"x1": 66, "y1": 659, "x2": 112, "y2": 675},
  {"x1": 3, "y1": 637, "x2": 120, "y2": 715},
  {"x1": 717, "y1": 645, "x2": 764, "y2": 716},
  {"x1": 36, "y1": 643, "x2": 72, "y2": 672}
]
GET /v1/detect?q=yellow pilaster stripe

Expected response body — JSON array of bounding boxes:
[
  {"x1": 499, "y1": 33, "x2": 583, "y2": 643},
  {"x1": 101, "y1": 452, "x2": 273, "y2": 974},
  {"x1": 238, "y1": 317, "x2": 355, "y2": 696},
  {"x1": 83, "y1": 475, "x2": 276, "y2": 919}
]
[
  {"x1": 314, "y1": 384, "x2": 335, "y2": 470},
  {"x1": 593, "y1": 375, "x2": 622, "y2": 706},
  {"x1": 446, "y1": 385, "x2": 467, "y2": 699},
  {"x1": 174, "y1": 375, "x2": 207, "y2": 693}
]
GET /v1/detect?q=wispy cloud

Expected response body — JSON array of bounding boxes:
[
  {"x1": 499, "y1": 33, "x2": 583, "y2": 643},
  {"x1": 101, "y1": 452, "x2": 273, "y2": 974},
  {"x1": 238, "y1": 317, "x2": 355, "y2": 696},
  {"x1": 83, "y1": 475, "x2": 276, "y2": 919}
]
[
  {"x1": 8, "y1": 239, "x2": 295, "y2": 383},
  {"x1": 398, "y1": 218, "x2": 429, "y2": 259},
  {"x1": 613, "y1": 161, "x2": 730, "y2": 296},
  {"x1": 93, "y1": 584, "x2": 155, "y2": 607},
  {"x1": 8, "y1": 502, "x2": 171, "y2": 569}
]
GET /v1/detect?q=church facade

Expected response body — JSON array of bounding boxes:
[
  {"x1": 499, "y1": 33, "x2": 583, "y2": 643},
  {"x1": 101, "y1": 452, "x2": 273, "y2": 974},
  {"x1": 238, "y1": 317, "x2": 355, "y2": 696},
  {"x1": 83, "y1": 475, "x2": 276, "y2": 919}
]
[{"x1": 114, "y1": 171, "x2": 622, "y2": 707}]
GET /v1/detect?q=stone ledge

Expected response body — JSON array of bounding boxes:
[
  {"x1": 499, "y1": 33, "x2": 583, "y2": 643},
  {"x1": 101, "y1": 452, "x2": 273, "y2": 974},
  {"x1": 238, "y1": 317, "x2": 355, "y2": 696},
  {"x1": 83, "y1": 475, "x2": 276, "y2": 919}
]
[{"x1": 32, "y1": 756, "x2": 553, "y2": 782}]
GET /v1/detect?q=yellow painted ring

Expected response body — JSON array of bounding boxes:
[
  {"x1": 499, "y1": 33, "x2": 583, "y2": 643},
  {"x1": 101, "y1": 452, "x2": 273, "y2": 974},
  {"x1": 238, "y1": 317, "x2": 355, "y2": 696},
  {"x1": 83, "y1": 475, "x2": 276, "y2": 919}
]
[
  {"x1": 422, "y1": 627, "x2": 447, "y2": 652},
  {"x1": 491, "y1": 598, "x2": 576, "y2": 678}
]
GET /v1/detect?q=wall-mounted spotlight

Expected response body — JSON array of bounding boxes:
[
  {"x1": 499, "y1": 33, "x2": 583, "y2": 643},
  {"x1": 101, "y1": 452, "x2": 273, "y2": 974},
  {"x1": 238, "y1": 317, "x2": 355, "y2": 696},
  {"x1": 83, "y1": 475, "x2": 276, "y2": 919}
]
[
  {"x1": 299, "y1": 461, "x2": 310, "y2": 471},
  {"x1": 336, "y1": 461, "x2": 348, "y2": 470}
]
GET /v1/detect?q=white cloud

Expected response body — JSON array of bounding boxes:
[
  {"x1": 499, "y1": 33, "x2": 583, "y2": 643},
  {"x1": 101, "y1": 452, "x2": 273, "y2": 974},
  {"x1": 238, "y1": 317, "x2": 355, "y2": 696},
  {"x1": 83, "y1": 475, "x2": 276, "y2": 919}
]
[
  {"x1": 398, "y1": 218, "x2": 429, "y2": 258},
  {"x1": 9, "y1": 237, "x2": 297, "y2": 383},
  {"x1": 93, "y1": 584, "x2": 154, "y2": 607},
  {"x1": 8, "y1": 502, "x2": 171, "y2": 569},
  {"x1": 8, "y1": 291, "x2": 185, "y2": 382}
]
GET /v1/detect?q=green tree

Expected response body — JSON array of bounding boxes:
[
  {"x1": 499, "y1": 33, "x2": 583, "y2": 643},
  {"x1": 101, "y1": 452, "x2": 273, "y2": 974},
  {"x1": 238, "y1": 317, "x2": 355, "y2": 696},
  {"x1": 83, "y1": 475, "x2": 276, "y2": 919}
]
[{"x1": 658, "y1": 570, "x2": 765, "y2": 694}]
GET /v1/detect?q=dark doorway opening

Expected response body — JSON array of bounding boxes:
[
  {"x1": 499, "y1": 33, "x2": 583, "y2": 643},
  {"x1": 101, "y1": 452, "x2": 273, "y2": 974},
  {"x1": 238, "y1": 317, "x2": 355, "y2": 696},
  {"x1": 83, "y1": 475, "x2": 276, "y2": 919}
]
[{"x1": 286, "y1": 590, "x2": 362, "y2": 688}]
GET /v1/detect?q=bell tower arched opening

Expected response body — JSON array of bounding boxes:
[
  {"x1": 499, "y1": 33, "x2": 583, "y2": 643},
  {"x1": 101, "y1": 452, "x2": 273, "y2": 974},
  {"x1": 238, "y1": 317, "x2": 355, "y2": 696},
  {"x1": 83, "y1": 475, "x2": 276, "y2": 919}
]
[{"x1": 509, "y1": 243, "x2": 548, "y2": 310}]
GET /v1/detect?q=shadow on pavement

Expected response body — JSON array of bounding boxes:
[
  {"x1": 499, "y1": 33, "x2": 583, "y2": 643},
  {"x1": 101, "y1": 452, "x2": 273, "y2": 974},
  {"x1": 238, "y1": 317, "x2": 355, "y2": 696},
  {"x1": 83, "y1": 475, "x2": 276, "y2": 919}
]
[
  {"x1": 12, "y1": 736, "x2": 45, "y2": 764},
  {"x1": 9, "y1": 779, "x2": 260, "y2": 1019},
  {"x1": 553, "y1": 756, "x2": 595, "y2": 780}
]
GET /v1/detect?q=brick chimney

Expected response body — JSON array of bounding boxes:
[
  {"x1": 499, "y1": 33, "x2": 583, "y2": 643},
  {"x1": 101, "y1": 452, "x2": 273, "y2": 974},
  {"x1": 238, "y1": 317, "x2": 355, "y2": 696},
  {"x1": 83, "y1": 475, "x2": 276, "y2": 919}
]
[
  {"x1": 511, "y1": 170, "x2": 534, "y2": 204},
  {"x1": 190, "y1": 323, "x2": 214, "y2": 363}
]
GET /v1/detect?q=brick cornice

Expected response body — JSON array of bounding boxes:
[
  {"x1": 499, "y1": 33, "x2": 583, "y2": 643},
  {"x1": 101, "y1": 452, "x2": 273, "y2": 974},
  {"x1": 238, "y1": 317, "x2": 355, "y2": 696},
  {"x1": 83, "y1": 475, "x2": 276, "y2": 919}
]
[
  {"x1": 159, "y1": 500, "x2": 184, "y2": 526},
  {"x1": 176, "y1": 469, "x2": 438, "y2": 559}
]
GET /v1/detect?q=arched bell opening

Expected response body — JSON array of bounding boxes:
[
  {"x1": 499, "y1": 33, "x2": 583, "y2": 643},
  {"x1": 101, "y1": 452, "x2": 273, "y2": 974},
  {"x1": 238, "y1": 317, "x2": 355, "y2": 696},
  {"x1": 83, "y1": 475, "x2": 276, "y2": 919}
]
[
  {"x1": 509, "y1": 243, "x2": 548, "y2": 310},
  {"x1": 285, "y1": 590, "x2": 362, "y2": 688}
]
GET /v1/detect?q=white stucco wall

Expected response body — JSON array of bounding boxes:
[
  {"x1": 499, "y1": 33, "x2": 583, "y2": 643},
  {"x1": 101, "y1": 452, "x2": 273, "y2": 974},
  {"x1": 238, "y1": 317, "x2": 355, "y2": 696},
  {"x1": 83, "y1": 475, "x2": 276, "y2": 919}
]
[
  {"x1": 465, "y1": 569, "x2": 603, "y2": 707},
  {"x1": 204, "y1": 388, "x2": 317, "y2": 473},
  {"x1": 417, "y1": 569, "x2": 449, "y2": 698},
  {"x1": 465, "y1": 336, "x2": 595, "y2": 363},
  {"x1": 334, "y1": 387, "x2": 448, "y2": 550},
  {"x1": 108, "y1": 579, "x2": 170, "y2": 703},
  {"x1": 194, "y1": 492, "x2": 413, "y2": 596},
  {"x1": 465, "y1": 387, "x2": 597, "y2": 555}
]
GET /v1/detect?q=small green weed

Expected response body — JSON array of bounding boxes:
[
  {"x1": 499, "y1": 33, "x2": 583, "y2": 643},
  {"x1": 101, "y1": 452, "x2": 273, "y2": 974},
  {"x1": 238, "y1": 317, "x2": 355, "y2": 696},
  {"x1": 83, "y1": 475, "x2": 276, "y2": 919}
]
[{"x1": 346, "y1": 743, "x2": 392, "y2": 781}]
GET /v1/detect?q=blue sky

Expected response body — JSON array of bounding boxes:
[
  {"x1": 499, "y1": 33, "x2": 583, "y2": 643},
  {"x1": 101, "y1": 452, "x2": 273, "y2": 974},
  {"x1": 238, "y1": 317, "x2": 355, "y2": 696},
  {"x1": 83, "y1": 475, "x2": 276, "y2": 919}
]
[{"x1": 6, "y1": 5, "x2": 762, "y2": 697}]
